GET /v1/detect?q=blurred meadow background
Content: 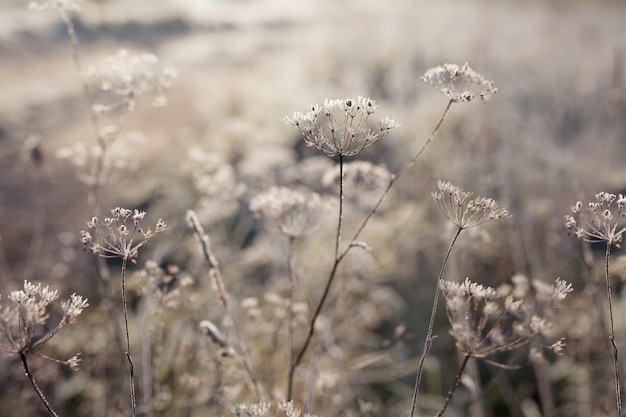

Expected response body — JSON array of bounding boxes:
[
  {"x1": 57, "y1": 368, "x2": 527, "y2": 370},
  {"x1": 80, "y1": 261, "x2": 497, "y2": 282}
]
[{"x1": 1, "y1": 0, "x2": 626, "y2": 416}]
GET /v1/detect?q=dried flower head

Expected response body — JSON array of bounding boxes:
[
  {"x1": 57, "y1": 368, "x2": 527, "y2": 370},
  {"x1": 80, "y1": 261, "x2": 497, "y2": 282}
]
[
  {"x1": 432, "y1": 181, "x2": 510, "y2": 229},
  {"x1": 565, "y1": 192, "x2": 626, "y2": 247},
  {"x1": 250, "y1": 187, "x2": 327, "y2": 238},
  {"x1": 439, "y1": 276, "x2": 571, "y2": 360},
  {"x1": 285, "y1": 96, "x2": 399, "y2": 158},
  {"x1": 0, "y1": 280, "x2": 88, "y2": 368},
  {"x1": 80, "y1": 207, "x2": 167, "y2": 262},
  {"x1": 422, "y1": 62, "x2": 497, "y2": 102},
  {"x1": 88, "y1": 49, "x2": 178, "y2": 113}
]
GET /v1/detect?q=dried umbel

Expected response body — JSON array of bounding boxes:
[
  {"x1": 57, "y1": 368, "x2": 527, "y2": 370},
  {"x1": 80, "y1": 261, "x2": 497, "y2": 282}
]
[
  {"x1": 284, "y1": 96, "x2": 399, "y2": 158},
  {"x1": 422, "y1": 62, "x2": 497, "y2": 102},
  {"x1": 565, "y1": 192, "x2": 626, "y2": 247},
  {"x1": 432, "y1": 181, "x2": 510, "y2": 229},
  {"x1": 0, "y1": 280, "x2": 88, "y2": 369},
  {"x1": 250, "y1": 187, "x2": 327, "y2": 238},
  {"x1": 80, "y1": 207, "x2": 167, "y2": 262},
  {"x1": 439, "y1": 276, "x2": 572, "y2": 360},
  {"x1": 89, "y1": 48, "x2": 178, "y2": 113}
]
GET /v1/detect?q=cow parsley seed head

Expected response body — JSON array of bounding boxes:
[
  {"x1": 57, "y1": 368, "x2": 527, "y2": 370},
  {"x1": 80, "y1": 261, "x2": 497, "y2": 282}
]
[
  {"x1": 440, "y1": 276, "x2": 571, "y2": 360},
  {"x1": 285, "y1": 96, "x2": 399, "y2": 158},
  {"x1": 432, "y1": 180, "x2": 510, "y2": 230},
  {"x1": 565, "y1": 192, "x2": 626, "y2": 247},
  {"x1": 422, "y1": 62, "x2": 497, "y2": 102},
  {"x1": 81, "y1": 207, "x2": 167, "y2": 262},
  {"x1": 0, "y1": 281, "x2": 88, "y2": 369},
  {"x1": 87, "y1": 49, "x2": 178, "y2": 113}
]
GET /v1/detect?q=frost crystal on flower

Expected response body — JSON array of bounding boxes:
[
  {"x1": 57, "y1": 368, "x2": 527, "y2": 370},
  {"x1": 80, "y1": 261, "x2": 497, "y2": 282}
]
[
  {"x1": 565, "y1": 192, "x2": 626, "y2": 247},
  {"x1": 422, "y1": 62, "x2": 497, "y2": 102},
  {"x1": 432, "y1": 180, "x2": 510, "y2": 229},
  {"x1": 285, "y1": 96, "x2": 399, "y2": 158}
]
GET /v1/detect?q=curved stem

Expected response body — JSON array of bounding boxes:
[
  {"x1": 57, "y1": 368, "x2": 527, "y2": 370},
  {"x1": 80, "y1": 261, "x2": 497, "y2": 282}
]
[
  {"x1": 434, "y1": 354, "x2": 471, "y2": 417},
  {"x1": 605, "y1": 243, "x2": 623, "y2": 417},
  {"x1": 20, "y1": 352, "x2": 59, "y2": 417},
  {"x1": 409, "y1": 226, "x2": 463, "y2": 417}
]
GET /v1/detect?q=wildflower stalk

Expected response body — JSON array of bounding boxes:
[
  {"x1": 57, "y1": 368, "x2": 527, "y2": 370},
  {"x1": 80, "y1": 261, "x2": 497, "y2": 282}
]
[
  {"x1": 81, "y1": 208, "x2": 166, "y2": 416},
  {"x1": 336, "y1": 155, "x2": 345, "y2": 257},
  {"x1": 604, "y1": 243, "x2": 623, "y2": 417},
  {"x1": 53, "y1": 5, "x2": 106, "y2": 213},
  {"x1": 565, "y1": 192, "x2": 626, "y2": 417},
  {"x1": 409, "y1": 227, "x2": 462, "y2": 417},
  {"x1": 434, "y1": 354, "x2": 471, "y2": 417},
  {"x1": 120, "y1": 256, "x2": 137, "y2": 417},
  {"x1": 20, "y1": 351, "x2": 59, "y2": 417}
]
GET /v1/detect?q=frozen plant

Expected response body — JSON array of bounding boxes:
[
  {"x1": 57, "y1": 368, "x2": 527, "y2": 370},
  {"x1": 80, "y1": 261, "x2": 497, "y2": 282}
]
[
  {"x1": 565, "y1": 192, "x2": 626, "y2": 417},
  {"x1": 284, "y1": 96, "x2": 399, "y2": 158},
  {"x1": 0, "y1": 280, "x2": 88, "y2": 417},
  {"x1": 81, "y1": 207, "x2": 166, "y2": 417},
  {"x1": 434, "y1": 276, "x2": 572, "y2": 416},
  {"x1": 421, "y1": 62, "x2": 498, "y2": 103},
  {"x1": 250, "y1": 187, "x2": 327, "y2": 399},
  {"x1": 410, "y1": 181, "x2": 509, "y2": 417}
]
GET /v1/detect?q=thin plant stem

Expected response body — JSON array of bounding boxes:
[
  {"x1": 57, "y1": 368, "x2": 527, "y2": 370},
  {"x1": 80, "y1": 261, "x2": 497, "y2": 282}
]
[
  {"x1": 56, "y1": 7, "x2": 101, "y2": 143},
  {"x1": 120, "y1": 257, "x2": 138, "y2": 417},
  {"x1": 20, "y1": 351, "x2": 59, "y2": 417},
  {"x1": 604, "y1": 243, "x2": 623, "y2": 417},
  {"x1": 335, "y1": 155, "x2": 345, "y2": 257},
  {"x1": 409, "y1": 226, "x2": 463, "y2": 417},
  {"x1": 291, "y1": 100, "x2": 455, "y2": 387},
  {"x1": 57, "y1": 7, "x2": 133, "y2": 216},
  {"x1": 434, "y1": 354, "x2": 471, "y2": 417},
  {"x1": 287, "y1": 236, "x2": 297, "y2": 401},
  {"x1": 349, "y1": 99, "x2": 453, "y2": 244}
]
